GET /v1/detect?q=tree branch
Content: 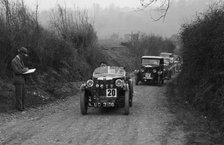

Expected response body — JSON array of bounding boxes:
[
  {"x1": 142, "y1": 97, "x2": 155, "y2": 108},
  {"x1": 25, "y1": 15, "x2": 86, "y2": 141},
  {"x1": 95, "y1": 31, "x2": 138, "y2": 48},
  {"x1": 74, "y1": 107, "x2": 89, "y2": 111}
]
[{"x1": 137, "y1": 0, "x2": 170, "y2": 22}]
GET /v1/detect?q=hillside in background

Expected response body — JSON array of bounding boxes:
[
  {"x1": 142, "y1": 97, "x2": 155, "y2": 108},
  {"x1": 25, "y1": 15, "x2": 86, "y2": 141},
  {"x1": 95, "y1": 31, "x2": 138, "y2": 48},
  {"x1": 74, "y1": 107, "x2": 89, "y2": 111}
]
[{"x1": 98, "y1": 39, "x2": 138, "y2": 71}]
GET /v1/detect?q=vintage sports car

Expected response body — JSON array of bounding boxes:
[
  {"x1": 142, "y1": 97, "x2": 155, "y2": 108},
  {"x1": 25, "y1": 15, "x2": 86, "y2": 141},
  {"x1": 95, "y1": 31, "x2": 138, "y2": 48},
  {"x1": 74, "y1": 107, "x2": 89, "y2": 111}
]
[
  {"x1": 135, "y1": 56, "x2": 165, "y2": 85},
  {"x1": 80, "y1": 66, "x2": 133, "y2": 115}
]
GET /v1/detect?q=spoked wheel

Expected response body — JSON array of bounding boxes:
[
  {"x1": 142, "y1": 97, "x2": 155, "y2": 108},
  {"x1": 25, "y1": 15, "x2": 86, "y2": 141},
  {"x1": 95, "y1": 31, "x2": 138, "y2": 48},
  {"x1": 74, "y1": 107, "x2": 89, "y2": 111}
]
[
  {"x1": 80, "y1": 91, "x2": 88, "y2": 115},
  {"x1": 124, "y1": 89, "x2": 130, "y2": 115}
]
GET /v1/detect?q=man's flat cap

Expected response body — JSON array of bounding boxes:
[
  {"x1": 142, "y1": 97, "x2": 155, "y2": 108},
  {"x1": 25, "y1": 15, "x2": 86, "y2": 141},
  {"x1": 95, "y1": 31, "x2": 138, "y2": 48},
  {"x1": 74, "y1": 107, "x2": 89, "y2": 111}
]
[{"x1": 18, "y1": 47, "x2": 28, "y2": 54}]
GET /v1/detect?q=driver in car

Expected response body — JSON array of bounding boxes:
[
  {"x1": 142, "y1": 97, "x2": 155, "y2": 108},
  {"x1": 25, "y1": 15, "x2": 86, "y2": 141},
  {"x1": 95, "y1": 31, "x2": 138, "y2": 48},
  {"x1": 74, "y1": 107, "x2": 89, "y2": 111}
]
[{"x1": 100, "y1": 61, "x2": 107, "y2": 67}]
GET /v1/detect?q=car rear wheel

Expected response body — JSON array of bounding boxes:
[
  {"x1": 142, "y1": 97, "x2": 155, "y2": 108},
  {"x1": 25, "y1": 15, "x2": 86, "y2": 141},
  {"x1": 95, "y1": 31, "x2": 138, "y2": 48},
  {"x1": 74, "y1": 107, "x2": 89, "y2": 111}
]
[
  {"x1": 124, "y1": 90, "x2": 130, "y2": 115},
  {"x1": 80, "y1": 92, "x2": 88, "y2": 115}
]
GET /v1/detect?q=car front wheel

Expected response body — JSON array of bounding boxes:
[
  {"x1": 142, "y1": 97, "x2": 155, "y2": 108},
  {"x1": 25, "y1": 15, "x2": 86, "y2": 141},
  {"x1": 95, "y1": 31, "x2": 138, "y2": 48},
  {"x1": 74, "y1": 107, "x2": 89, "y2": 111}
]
[
  {"x1": 135, "y1": 76, "x2": 139, "y2": 85},
  {"x1": 162, "y1": 78, "x2": 164, "y2": 84},
  {"x1": 124, "y1": 90, "x2": 130, "y2": 115},
  {"x1": 80, "y1": 91, "x2": 88, "y2": 115}
]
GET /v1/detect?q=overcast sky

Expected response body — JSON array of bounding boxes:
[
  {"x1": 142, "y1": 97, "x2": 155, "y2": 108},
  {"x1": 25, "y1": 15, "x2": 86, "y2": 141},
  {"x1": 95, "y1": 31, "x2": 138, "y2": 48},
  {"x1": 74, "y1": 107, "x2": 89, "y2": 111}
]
[
  {"x1": 24, "y1": 0, "x2": 216, "y2": 38},
  {"x1": 24, "y1": 0, "x2": 142, "y2": 10}
]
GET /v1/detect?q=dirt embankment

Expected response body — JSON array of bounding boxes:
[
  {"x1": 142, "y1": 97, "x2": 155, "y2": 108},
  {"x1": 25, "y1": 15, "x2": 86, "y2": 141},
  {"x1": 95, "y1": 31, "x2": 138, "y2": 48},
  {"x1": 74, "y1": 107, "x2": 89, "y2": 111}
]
[{"x1": 98, "y1": 39, "x2": 138, "y2": 71}]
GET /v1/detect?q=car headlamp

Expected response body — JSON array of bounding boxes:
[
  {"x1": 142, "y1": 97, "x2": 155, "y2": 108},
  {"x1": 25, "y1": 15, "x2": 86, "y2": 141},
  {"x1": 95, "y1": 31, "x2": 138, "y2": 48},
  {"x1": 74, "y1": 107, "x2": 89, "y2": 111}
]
[
  {"x1": 140, "y1": 68, "x2": 144, "y2": 72},
  {"x1": 86, "y1": 80, "x2": 94, "y2": 87},
  {"x1": 80, "y1": 83, "x2": 86, "y2": 90},
  {"x1": 115, "y1": 79, "x2": 124, "y2": 87},
  {"x1": 153, "y1": 69, "x2": 157, "y2": 73},
  {"x1": 158, "y1": 71, "x2": 163, "y2": 75}
]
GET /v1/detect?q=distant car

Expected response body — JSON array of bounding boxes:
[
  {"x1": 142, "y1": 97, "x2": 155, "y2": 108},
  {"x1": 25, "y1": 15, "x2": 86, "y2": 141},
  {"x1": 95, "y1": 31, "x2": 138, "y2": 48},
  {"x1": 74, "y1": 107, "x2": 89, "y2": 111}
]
[
  {"x1": 160, "y1": 52, "x2": 175, "y2": 76},
  {"x1": 80, "y1": 66, "x2": 133, "y2": 115},
  {"x1": 160, "y1": 52, "x2": 174, "y2": 63},
  {"x1": 163, "y1": 57, "x2": 172, "y2": 80},
  {"x1": 135, "y1": 56, "x2": 165, "y2": 86},
  {"x1": 174, "y1": 55, "x2": 182, "y2": 73}
]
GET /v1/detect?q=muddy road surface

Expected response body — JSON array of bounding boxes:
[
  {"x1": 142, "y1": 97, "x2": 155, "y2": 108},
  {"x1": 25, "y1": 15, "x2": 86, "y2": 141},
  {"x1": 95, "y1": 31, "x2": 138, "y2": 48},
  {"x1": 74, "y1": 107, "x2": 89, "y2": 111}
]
[{"x1": 0, "y1": 82, "x2": 186, "y2": 145}]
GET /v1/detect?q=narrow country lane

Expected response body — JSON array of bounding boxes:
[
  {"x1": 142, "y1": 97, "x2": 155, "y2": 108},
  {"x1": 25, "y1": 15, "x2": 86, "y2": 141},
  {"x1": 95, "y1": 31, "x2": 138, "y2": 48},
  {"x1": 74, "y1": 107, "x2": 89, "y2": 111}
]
[{"x1": 0, "y1": 81, "x2": 186, "y2": 145}]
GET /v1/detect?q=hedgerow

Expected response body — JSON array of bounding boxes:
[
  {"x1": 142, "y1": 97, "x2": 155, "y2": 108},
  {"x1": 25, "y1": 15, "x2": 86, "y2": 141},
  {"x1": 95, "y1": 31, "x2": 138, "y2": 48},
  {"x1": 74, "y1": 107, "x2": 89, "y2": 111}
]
[{"x1": 178, "y1": 3, "x2": 224, "y2": 128}]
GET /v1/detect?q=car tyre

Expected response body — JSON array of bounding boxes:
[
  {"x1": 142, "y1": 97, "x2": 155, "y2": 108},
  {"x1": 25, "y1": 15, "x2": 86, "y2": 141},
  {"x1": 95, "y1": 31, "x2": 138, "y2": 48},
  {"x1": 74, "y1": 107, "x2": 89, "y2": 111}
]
[
  {"x1": 80, "y1": 92, "x2": 88, "y2": 115},
  {"x1": 135, "y1": 77, "x2": 139, "y2": 85},
  {"x1": 162, "y1": 79, "x2": 164, "y2": 84},
  {"x1": 124, "y1": 90, "x2": 130, "y2": 115},
  {"x1": 129, "y1": 80, "x2": 133, "y2": 107}
]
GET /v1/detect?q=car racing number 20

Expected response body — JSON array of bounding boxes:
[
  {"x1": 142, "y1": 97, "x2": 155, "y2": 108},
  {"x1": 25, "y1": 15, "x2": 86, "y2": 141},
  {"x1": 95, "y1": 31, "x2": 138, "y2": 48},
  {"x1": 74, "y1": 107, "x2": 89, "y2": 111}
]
[{"x1": 106, "y1": 88, "x2": 117, "y2": 97}]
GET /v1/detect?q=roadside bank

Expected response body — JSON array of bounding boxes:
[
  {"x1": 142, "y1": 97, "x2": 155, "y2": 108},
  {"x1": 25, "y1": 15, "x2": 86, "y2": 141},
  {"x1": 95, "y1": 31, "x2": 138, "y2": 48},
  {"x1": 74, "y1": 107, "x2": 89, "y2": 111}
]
[{"x1": 166, "y1": 77, "x2": 224, "y2": 145}]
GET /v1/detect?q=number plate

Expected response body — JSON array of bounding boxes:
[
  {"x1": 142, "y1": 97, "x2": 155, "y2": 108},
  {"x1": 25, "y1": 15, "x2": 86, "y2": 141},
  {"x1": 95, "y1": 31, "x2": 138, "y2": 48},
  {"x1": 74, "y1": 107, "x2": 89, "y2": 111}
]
[
  {"x1": 145, "y1": 73, "x2": 151, "y2": 78},
  {"x1": 106, "y1": 89, "x2": 117, "y2": 97}
]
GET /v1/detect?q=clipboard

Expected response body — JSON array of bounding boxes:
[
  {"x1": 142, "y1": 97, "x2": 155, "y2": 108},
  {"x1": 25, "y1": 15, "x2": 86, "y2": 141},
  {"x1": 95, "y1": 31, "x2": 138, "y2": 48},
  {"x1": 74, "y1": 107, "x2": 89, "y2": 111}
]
[{"x1": 23, "y1": 68, "x2": 36, "y2": 74}]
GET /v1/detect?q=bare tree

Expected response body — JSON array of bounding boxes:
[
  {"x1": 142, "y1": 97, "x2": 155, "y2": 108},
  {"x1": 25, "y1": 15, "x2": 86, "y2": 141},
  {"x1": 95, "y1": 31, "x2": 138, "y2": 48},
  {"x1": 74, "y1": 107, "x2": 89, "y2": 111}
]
[
  {"x1": 137, "y1": 0, "x2": 170, "y2": 21},
  {"x1": 0, "y1": 0, "x2": 11, "y2": 27},
  {"x1": 35, "y1": 0, "x2": 39, "y2": 23}
]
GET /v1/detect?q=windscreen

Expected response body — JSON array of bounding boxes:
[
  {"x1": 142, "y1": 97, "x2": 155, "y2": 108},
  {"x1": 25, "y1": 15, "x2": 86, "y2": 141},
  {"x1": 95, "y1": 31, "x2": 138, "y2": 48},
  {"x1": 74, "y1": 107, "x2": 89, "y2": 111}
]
[
  {"x1": 142, "y1": 59, "x2": 160, "y2": 66},
  {"x1": 93, "y1": 66, "x2": 126, "y2": 77},
  {"x1": 160, "y1": 53, "x2": 172, "y2": 58},
  {"x1": 164, "y1": 58, "x2": 170, "y2": 65}
]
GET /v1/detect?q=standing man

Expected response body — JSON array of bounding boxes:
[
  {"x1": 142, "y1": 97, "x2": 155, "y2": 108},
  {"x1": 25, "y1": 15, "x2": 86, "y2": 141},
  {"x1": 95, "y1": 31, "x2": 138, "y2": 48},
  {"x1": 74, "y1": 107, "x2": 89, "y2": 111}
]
[{"x1": 11, "y1": 47, "x2": 29, "y2": 111}]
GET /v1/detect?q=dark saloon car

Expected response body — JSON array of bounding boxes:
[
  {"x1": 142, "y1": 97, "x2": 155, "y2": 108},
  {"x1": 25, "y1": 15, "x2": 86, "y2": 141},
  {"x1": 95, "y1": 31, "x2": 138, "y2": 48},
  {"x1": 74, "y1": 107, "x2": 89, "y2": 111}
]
[
  {"x1": 80, "y1": 66, "x2": 133, "y2": 115},
  {"x1": 135, "y1": 56, "x2": 165, "y2": 85}
]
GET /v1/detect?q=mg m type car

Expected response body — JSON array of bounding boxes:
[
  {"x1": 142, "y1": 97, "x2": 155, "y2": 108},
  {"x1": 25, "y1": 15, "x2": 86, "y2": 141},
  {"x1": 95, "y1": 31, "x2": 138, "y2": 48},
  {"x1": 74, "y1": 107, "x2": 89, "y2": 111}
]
[
  {"x1": 135, "y1": 56, "x2": 165, "y2": 86},
  {"x1": 80, "y1": 66, "x2": 133, "y2": 115}
]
